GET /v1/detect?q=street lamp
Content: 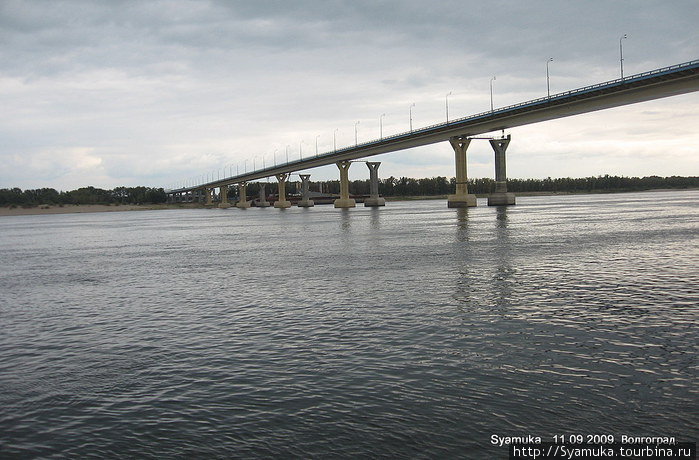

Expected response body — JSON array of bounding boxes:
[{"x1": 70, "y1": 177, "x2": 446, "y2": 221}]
[
  {"x1": 490, "y1": 76, "x2": 496, "y2": 112},
  {"x1": 299, "y1": 140, "x2": 303, "y2": 160},
  {"x1": 445, "y1": 91, "x2": 452, "y2": 123},
  {"x1": 334, "y1": 128, "x2": 339, "y2": 152},
  {"x1": 354, "y1": 120, "x2": 360, "y2": 146},
  {"x1": 286, "y1": 145, "x2": 289, "y2": 163},
  {"x1": 315, "y1": 135, "x2": 320, "y2": 156},
  {"x1": 619, "y1": 34, "x2": 628, "y2": 78},
  {"x1": 244, "y1": 159, "x2": 247, "y2": 173},
  {"x1": 409, "y1": 103, "x2": 415, "y2": 132},
  {"x1": 380, "y1": 113, "x2": 386, "y2": 139},
  {"x1": 546, "y1": 58, "x2": 553, "y2": 97},
  {"x1": 274, "y1": 149, "x2": 278, "y2": 166}
]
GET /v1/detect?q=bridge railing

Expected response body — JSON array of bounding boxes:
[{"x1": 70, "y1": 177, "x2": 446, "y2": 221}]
[{"x1": 175, "y1": 59, "x2": 698, "y2": 192}]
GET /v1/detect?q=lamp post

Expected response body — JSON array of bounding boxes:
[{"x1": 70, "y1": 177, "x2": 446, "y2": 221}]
[
  {"x1": 274, "y1": 149, "x2": 277, "y2": 166},
  {"x1": 354, "y1": 120, "x2": 360, "y2": 146},
  {"x1": 334, "y1": 128, "x2": 339, "y2": 152},
  {"x1": 409, "y1": 102, "x2": 415, "y2": 132},
  {"x1": 490, "y1": 76, "x2": 496, "y2": 112},
  {"x1": 315, "y1": 135, "x2": 320, "y2": 156},
  {"x1": 445, "y1": 91, "x2": 452, "y2": 123},
  {"x1": 546, "y1": 58, "x2": 553, "y2": 97},
  {"x1": 299, "y1": 140, "x2": 303, "y2": 160},
  {"x1": 619, "y1": 34, "x2": 628, "y2": 78},
  {"x1": 286, "y1": 145, "x2": 289, "y2": 164},
  {"x1": 380, "y1": 113, "x2": 385, "y2": 139},
  {"x1": 244, "y1": 159, "x2": 247, "y2": 173}
]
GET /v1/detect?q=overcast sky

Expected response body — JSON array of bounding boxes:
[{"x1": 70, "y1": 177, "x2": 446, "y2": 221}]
[{"x1": 1, "y1": 0, "x2": 698, "y2": 190}]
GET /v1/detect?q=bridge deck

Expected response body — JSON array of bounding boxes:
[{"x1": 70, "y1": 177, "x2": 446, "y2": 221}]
[{"x1": 170, "y1": 59, "x2": 699, "y2": 193}]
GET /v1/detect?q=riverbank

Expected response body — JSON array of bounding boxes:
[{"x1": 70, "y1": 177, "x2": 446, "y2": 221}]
[
  {"x1": 1, "y1": 188, "x2": 696, "y2": 216},
  {"x1": 0, "y1": 203, "x2": 204, "y2": 216},
  {"x1": 385, "y1": 188, "x2": 698, "y2": 201}
]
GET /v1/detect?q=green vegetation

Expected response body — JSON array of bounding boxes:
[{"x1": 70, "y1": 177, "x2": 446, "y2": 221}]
[
  {"x1": 342, "y1": 175, "x2": 698, "y2": 197},
  {"x1": 3, "y1": 175, "x2": 696, "y2": 207},
  {"x1": 226, "y1": 175, "x2": 699, "y2": 198},
  {"x1": 0, "y1": 186, "x2": 167, "y2": 206}
]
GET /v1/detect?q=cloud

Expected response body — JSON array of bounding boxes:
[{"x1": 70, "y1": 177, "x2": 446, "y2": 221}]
[{"x1": 0, "y1": 0, "x2": 698, "y2": 190}]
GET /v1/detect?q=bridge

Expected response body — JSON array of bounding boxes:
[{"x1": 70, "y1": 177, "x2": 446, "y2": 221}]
[{"x1": 166, "y1": 59, "x2": 699, "y2": 208}]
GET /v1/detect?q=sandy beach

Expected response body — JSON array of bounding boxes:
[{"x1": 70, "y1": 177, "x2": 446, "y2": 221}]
[{"x1": 0, "y1": 203, "x2": 203, "y2": 217}]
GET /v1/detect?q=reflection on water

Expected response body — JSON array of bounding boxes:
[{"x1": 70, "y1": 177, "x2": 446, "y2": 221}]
[{"x1": 0, "y1": 191, "x2": 697, "y2": 458}]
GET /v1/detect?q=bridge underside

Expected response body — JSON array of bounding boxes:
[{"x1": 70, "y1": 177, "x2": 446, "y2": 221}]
[{"x1": 167, "y1": 61, "x2": 699, "y2": 209}]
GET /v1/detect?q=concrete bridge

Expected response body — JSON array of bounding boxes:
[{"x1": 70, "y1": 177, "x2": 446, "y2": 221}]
[{"x1": 167, "y1": 60, "x2": 699, "y2": 209}]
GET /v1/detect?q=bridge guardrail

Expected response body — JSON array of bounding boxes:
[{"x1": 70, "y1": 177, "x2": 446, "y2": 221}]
[{"x1": 173, "y1": 59, "x2": 698, "y2": 192}]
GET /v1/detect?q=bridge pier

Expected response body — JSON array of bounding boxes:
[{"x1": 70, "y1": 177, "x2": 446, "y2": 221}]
[
  {"x1": 487, "y1": 135, "x2": 516, "y2": 206},
  {"x1": 236, "y1": 182, "x2": 251, "y2": 208},
  {"x1": 205, "y1": 188, "x2": 213, "y2": 206},
  {"x1": 297, "y1": 174, "x2": 315, "y2": 207},
  {"x1": 447, "y1": 137, "x2": 477, "y2": 208},
  {"x1": 274, "y1": 173, "x2": 292, "y2": 208},
  {"x1": 257, "y1": 183, "x2": 270, "y2": 207},
  {"x1": 334, "y1": 160, "x2": 356, "y2": 208},
  {"x1": 218, "y1": 185, "x2": 231, "y2": 208},
  {"x1": 364, "y1": 162, "x2": 385, "y2": 207}
]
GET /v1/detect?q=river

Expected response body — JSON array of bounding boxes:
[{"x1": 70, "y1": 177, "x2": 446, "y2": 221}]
[{"x1": 1, "y1": 190, "x2": 697, "y2": 458}]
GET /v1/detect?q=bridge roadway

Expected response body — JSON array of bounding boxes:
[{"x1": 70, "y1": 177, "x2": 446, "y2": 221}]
[{"x1": 168, "y1": 59, "x2": 699, "y2": 208}]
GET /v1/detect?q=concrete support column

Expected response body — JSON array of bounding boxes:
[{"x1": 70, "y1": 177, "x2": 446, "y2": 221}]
[
  {"x1": 447, "y1": 137, "x2": 477, "y2": 208},
  {"x1": 297, "y1": 174, "x2": 315, "y2": 207},
  {"x1": 364, "y1": 162, "x2": 385, "y2": 207},
  {"x1": 236, "y1": 182, "x2": 251, "y2": 208},
  {"x1": 274, "y1": 173, "x2": 292, "y2": 208},
  {"x1": 257, "y1": 183, "x2": 270, "y2": 207},
  {"x1": 334, "y1": 160, "x2": 356, "y2": 208},
  {"x1": 487, "y1": 135, "x2": 515, "y2": 206},
  {"x1": 218, "y1": 185, "x2": 231, "y2": 208},
  {"x1": 205, "y1": 188, "x2": 213, "y2": 206}
]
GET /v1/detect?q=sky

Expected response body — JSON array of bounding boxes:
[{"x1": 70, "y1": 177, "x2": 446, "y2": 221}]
[{"x1": 1, "y1": 0, "x2": 698, "y2": 191}]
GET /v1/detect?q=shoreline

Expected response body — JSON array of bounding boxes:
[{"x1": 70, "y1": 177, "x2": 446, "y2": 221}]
[
  {"x1": 1, "y1": 188, "x2": 696, "y2": 217},
  {"x1": 0, "y1": 203, "x2": 203, "y2": 217}
]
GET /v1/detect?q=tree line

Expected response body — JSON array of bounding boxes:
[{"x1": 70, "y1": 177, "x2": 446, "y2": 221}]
[
  {"x1": 0, "y1": 186, "x2": 167, "y2": 206},
  {"x1": 2, "y1": 175, "x2": 697, "y2": 206},
  {"x1": 266, "y1": 175, "x2": 698, "y2": 197}
]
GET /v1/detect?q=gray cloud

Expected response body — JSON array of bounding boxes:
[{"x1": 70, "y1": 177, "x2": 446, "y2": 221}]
[{"x1": 1, "y1": 0, "x2": 697, "y2": 189}]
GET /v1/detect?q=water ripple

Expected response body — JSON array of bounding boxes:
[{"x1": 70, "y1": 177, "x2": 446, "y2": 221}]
[{"x1": 0, "y1": 192, "x2": 697, "y2": 458}]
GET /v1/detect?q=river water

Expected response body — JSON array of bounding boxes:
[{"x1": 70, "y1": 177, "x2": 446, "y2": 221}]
[{"x1": 0, "y1": 191, "x2": 697, "y2": 458}]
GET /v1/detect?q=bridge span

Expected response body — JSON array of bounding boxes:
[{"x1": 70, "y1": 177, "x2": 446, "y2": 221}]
[{"x1": 167, "y1": 59, "x2": 699, "y2": 208}]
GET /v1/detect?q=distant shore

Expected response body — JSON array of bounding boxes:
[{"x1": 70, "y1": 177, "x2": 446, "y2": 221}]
[
  {"x1": 1, "y1": 188, "x2": 696, "y2": 217},
  {"x1": 0, "y1": 203, "x2": 203, "y2": 216},
  {"x1": 385, "y1": 188, "x2": 698, "y2": 201}
]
